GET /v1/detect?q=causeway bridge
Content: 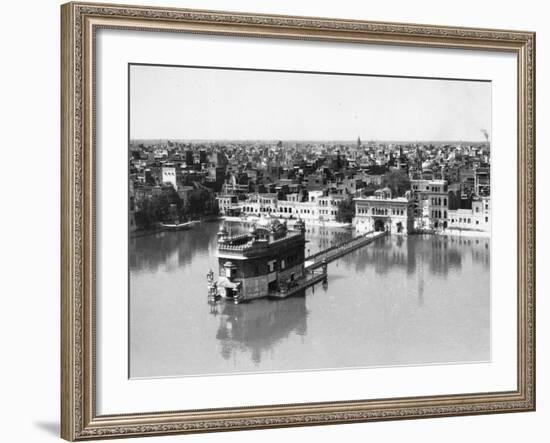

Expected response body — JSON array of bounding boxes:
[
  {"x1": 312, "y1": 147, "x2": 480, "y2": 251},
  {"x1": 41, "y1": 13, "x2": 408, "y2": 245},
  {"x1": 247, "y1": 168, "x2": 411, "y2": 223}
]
[
  {"x1": 271, "y1": 230, "x2": 386, "y2": 299},
  {"x1": 304, "y1": 230, "x2": 386, "y2": 271}
]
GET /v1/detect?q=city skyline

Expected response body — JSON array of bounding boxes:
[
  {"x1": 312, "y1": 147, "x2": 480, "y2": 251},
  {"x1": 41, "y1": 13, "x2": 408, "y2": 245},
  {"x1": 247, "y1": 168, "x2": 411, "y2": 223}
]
[{"x1": 130, "y1": 65, "x2": 492, "y2": 142}]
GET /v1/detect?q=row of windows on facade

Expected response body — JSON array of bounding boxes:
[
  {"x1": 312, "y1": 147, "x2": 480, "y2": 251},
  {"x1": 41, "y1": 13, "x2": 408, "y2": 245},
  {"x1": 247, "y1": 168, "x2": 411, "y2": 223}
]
[
  {"x1": 412, "y1": 185, "x2": 447, "y2": 192},
  {"x1": 250, "y1": 197, "x2": 338, "y2": 206},
  {"x1": 357, "y1": 207, "x2": 406, "y2": 216},
  {"x1": 450, "y1": 217, "x2": 489, "y2": 224},
  {"x1": 241, "y1": 206, "x2": 331, "y2": 215},
  {"x1": 432, "y1": 210, "x2": 447, "y2": 219},
  {"x1": 318, "y1": 199, "x2": 339, "y2": 206},
  {"x1": 431, "y1": 197, "x2": 448, "y2": 206}
]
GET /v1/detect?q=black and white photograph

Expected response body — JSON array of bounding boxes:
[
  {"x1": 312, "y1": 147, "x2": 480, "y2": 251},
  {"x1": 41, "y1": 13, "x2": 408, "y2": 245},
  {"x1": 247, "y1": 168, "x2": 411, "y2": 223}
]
[
  {"x1": 128, "y1": 64, "x2": 491, "y2": 379},
  {"x1": 2, "y1": 0, "x2": 544, "y2": 441}
]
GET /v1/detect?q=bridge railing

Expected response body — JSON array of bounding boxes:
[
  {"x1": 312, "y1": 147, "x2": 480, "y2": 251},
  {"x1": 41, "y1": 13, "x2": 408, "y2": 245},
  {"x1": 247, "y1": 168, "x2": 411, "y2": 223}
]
[{"x1": 305, "y1": 230, "x2": 375, "y2": 261}]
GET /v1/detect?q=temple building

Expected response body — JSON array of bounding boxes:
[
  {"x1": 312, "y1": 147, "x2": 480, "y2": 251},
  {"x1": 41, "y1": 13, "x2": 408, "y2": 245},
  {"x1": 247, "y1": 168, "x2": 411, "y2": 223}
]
[
  {"x1": 353, "y1": 188, "x2": 414, "y2": 235},
  {"x1": 215, "y1": 218, "x2": 307, "y2": 302}
]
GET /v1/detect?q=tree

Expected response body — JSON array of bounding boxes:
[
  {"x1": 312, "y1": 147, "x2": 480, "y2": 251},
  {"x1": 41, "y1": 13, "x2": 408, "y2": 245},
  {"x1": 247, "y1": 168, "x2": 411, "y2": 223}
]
[
  {"x1": 382, "y1": 170, "x2": 411, "y2": 197},
  {"x1": 336, "y1": 199, "x2": 355, "y2": 223},
  {"x1": 360, "y1": 183, "x2": 379, "y2": 197},
  {"x1": 134, "y1": 189, "x2": 183, "y2": 230},
  {"x1": 187, "y1": 188, "x2": 213, "y2": 218},
  {"x1": 134, "y1": 199, "x2": 155, "y2": 230}
]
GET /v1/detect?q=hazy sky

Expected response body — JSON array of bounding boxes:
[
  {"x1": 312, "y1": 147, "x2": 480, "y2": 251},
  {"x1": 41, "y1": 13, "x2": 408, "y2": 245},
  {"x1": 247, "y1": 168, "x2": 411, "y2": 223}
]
[{"x1": 130, "y1": 64, "x2": 491, "y2": 142}]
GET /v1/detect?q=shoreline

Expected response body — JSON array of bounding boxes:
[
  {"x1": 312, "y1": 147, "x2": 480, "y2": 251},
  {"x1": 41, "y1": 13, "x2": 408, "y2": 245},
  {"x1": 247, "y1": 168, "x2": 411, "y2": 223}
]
[
  {"x1": 130, "y1": 218, "x2": 490, "y2": 239},
  {"x1": 222, "y1": 215, "x2": 352, "y2": 229},
  {"x1": 414, "y1": 228, "x2": 490, "y2": 238},
  {"x1": 130, "y1": 216, "x2": 222, "y2": 238}
]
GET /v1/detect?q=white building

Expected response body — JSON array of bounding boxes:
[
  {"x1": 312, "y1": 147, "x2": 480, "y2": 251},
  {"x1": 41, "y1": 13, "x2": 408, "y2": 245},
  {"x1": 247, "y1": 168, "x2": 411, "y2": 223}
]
[
  {"x1": 353, "y1": 188, "x2": 414, "y2": 235},
  {"x1": 317, "y1": 195, "x2": 342, "y2": 221},
  {"x1": 411, "y1": 179, "x2": 449, "y2": 229},
  {"x1": 154, "y1": 148, "x2": 168, "y2": 160},
  {"x1": 216, "y1": 195, "x2": 239, "y2": 215},
  {"x1": 161, "y1": 164, "x2": 177, "y2": 189},
  {"x1": 238, "y1": 192, "x2": 344, "y2": 224},
  {"x1": 447, "y1": 197, "x2": 491, "y2": 233}
]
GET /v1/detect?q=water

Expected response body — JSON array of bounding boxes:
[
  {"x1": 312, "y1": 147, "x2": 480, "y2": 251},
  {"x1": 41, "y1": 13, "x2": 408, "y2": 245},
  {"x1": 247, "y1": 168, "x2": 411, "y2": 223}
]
[{"x1": 129, "y1": 221, "x2": 490, "y2": 378}]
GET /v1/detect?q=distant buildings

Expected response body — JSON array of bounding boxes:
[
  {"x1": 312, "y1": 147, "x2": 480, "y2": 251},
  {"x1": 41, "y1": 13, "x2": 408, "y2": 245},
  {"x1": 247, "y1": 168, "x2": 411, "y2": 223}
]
[
  {"x1": 409, "y1": 178, "x2": 491, "y2": 233},
  {"x1": 129, "y1": 138, "x2": 490, "y2": 235}
]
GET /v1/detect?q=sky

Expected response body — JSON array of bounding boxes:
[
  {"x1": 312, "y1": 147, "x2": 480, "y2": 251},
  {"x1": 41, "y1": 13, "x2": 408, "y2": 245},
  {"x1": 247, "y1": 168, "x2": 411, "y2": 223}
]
[{"x1": 130, "y1": 64, "x2": 491, "y2": 142}]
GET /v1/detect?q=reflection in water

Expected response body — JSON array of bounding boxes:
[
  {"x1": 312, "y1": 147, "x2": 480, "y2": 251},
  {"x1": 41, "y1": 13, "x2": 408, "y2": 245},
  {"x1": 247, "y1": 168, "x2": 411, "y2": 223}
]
[
  {"x1": 346, "y1": 234, "x2": 490, "y2": 277},
  {"x1": 216, "y1": 295, "x2": 308, "y2": 365},
  {"x1": 129, "y1": 221, "x2": 490, "y2": 378},
  {"x1": 130, "y1": 221, "x2": 249, "y2": 273}
]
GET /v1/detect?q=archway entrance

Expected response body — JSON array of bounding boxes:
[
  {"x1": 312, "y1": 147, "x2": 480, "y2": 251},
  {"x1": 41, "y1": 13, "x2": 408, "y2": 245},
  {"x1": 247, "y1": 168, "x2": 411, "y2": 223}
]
[{"x1": 374, "y1": 219, "x2": 386, "y2": 232}]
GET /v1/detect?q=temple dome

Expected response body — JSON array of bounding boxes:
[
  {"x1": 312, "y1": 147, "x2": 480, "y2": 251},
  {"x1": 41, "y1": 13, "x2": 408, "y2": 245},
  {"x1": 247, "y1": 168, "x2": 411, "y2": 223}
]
[
  {"x1": 256, "y1": 216, "x2": 281, "y2": 230},
  {"x1": 256, "y1": 216, "x2": 270, "y2": 227},
  {"x1": 217, "y1": 224, "x2": 228, "y2": 236}
]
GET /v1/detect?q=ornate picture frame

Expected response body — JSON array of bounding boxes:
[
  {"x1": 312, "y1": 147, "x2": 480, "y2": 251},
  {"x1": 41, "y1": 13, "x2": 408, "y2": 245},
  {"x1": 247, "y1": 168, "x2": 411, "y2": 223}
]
[{"x1": 61, "y1": 2, "x2": 535, "y2": 440}]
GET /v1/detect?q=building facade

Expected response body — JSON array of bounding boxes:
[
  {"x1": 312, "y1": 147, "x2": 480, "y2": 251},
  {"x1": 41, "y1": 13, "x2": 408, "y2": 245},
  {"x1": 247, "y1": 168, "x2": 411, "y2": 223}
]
[
  {"x1": 353, "y1": 188, "x2": 414, "y2": 235},
  {"x1": 237, "y1": 192, "x2": 344, "y2": 224},
  {"x1": 447, "y1": 196, "x2": 491, "y2": 232},
  {"x1": 411, "y1": 179, "x2": 449, "y2": 229},
  {"x1": 161, "y1": 164, "x2": 177, "y2": 189},
  {"x1": 216, "y1": 194, "x2": 239, "y2": 215},
  {"x1": 216, "y1": 219, "x2": 307, "y2": 301}
]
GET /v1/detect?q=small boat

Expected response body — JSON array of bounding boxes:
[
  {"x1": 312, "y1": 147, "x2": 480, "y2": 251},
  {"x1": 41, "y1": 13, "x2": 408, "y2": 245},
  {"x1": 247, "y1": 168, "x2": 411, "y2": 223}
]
[{"x1": 159, "y1": 220, "x2": 198, "y2": 231}]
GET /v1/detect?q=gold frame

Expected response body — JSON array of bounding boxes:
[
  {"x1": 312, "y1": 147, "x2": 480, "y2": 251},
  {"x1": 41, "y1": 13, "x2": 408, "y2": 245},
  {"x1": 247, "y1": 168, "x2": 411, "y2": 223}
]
[{"x1": 61, "y1": 2, "x2": 536, "y2": 440}]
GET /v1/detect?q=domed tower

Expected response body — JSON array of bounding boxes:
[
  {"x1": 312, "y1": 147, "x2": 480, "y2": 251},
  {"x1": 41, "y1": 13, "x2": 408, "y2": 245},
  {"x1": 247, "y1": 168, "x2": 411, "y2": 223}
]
[
  {"x1": 217, "y1": 223, "x2": 229, "y2": 243},
  {"x1": 293, "y1": 218, "x2": 306, "y2": 235},
  {"x1": 248, "y1": 223, "x2": 259, "y2": 241}
]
